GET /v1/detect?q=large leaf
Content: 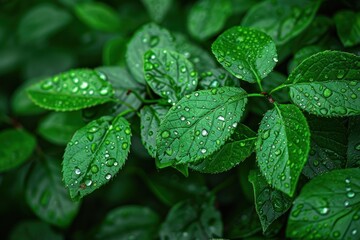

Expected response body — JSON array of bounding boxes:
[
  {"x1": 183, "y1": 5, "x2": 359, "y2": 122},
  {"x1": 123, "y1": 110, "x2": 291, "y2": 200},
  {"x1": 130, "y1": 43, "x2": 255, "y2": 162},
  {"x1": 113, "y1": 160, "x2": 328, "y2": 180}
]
[
  {"x1": 144, "y1": 48, "x2": 198, "y2": 104},
  {"x1": 159, "y1": 195, "x2": 223, "y2": 239},
  {"x1": 212, "y1": 26, "x2": 277, "y2": 83},
  {"x1": 95, "y1": 206, "x2": 160, "y2": 240},
  {"x1": 335, "y1": 11, "x2": 360, "y2": 47},
  {"x1": 141, "y1": 0, "x2": 173, "y2": 23},
  {"x1": 302, "y1": 115, "x2": 347, "y2": 179},
  {"x1": 126, "y1": 23, "x2": 175, "y2": 84},
  {"x1": 63, "y1": 115, "x2": 131, "y2": 200},
  {"x1": 256, "y1": 104, "x2": 310, "y2": 196},
  {"x1": 140, "y1": 104, "x2": 169, "y2": 158},
  {"x1": 74, "y1": 2, "x2": 122, "y2": 32},
  {"x1": 347, "y1": 116, "x2": 360, "y2": 168},
  {"x1": 284, "y1": 51, "x2": 360, "y2": 117},
  {"x1": 190, "y1": 123, "x2": 256, "y2": 173},
  {"x1": 27, "y1": 69, "x2": 114, "y2": 111},
  {"x1": 249, "y1": 169, "x2": 292, "y2": 232},
  {"x1": 0, "y1": 129, "x2": 36, "y2": 172},
  {"x1": 287, "y1": 168, "x2": 360, "y2": 239},
  {"x1": 156, "y1": 87, "x2": 248, "y2": 167},
  {"x1": 17, "y1": 4, "x2": 71, "y2": 43},
  {"x1": 242, "y1": 0, "x2": 321, "y2": 45},
  {"x1": 9, "y1": 221, "x2": 63, "y2": 240},
  {"x1": 25, "y1": 157, "x2": 80, "y2": 228},
  {"x1": 187, "y1": 0, "x2": 232, "y2": 40},
  {"x1": 38, "y1": 111, "x2": 85, "y2": 145},
  {"x1": 198, "y1": 68, "x2": 239, "y2": 90}
]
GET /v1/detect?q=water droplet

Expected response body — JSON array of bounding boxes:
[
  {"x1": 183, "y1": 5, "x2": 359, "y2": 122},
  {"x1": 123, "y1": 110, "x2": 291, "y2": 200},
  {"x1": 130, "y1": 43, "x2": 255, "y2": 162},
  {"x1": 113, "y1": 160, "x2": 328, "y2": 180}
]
[
  {"x1": 273, "y1": 57, "x2": 278, "y2": 63},
  {"x1": 180, "y1": 116, "x2": 186, "y2": 121},
  {"x1": 75, "y1": 168, "x2": 81, "y2": 175},
  {"x1": 200, "y1": 148, "x2": 207, "y2": 154},
  {"x1": 351, "y1": 93, "x2": 357, "y2": 99},
  {"x1": 333, "y1": 231, "x2": 340, "y2": 238},
  {"x1": 352, "y1": 229, "x2": 357, "y2": 235},
  {"x1": 262, "y1": 130, "x2": 270, "y2": 140},
  {"x1": 201, "y1": 129, "x2": 208, "y2": 136},
  {"x1": 122, "y1": 142, "x2": 128, "y2": 150},
  {"x1": 161, "y1": 130, "x2": 170, "y2": 138},
  {"x1": 165, "y1": 147, "x2": 173, "y2": 155},
  {"x1": 344, "y1": 200, "x2": 350, "y2": 207},
  {"x1": 88, "y1": 127, "x2": 98, "y2": 133},
  {"x1": 100, "y1": 88, "x2": 109, "y2": 95},
  {"x1": 319, "y1": 207, "x2": 329, "y2": 215},
  {"x1": 274, "y1": 149, "x2": 282, "y2": 156},
  {"x1": 87, "y1": 134, "x2": 94, "y2": 141},
  {"x1": 148, "y1": 131, "x2": 153, "y2": 136},
  {"x1": 347, "y1": 192, "x2": 355, "y2": 198},
  {"x1": 217, "y1": 116, "x2": 225, "y2": 121},
  {"x1": 320, "y1": 108, "x2": 328, "y2": 115},
  {"x1": 41, "y1": 81, "x2": 53, "y2": 90},
  {"x1": 91, "y1": 143, "x2": 97, "y2": 153},
  {"x1": 91, "y1": 165, "x2": 99, "y2": 173},
  {"x1": 125, "y1": 127, "x2": 131, "y2": 135},
  {"x1": 323, "y1": 88, "x2": 332, "y2": 98},
  {"x1": 149, "y1": 36, "x2": 159, "y2": 47},
  {"x1": 80, "y1": 82, "x2": 89, "y2": 89},
  {"x1": 105, "y1": 173, "x2": 112, "y2": 180},
  {"x1": 85, "y1": 179, "x2": 92, "y2": 186}
]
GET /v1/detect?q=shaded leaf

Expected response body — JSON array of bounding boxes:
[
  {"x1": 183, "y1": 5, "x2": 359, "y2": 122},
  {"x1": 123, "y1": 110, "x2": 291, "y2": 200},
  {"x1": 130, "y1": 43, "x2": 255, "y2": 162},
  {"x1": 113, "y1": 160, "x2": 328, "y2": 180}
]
[
  {"x1": 9, "y1": 221, "x2": 63, "y2": 240},
  {"x1": 102, "y1": 37, "x2": 128, "y2": 66},
  {"x1": 198, "y1": 68, "x2": 239, "y2": 90},
  {"x1": 347, "y1": 116, "x2": 360, "y2": 168},
  {"x1": 63, "y1": 115, "x2": 131, "y2": 200},
  {"x1": 335, "y1": 11, "x2": 360, "y2": 47},
  {"x1": 141, "y1": 0, "x2": 173, "y2": 23}
]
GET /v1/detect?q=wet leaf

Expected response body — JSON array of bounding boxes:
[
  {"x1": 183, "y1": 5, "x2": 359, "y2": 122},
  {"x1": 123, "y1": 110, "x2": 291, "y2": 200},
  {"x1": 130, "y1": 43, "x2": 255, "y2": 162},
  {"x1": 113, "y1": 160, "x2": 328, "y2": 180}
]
[{"x1": 198, "y1": 68, "x2": 239, "y2": 90}]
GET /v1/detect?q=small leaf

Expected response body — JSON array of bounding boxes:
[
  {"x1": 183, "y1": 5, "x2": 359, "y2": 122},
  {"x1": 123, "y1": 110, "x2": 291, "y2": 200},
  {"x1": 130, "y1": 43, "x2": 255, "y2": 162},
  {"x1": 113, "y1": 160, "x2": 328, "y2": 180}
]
[
  {"x1": 187, "y1": 0, "x2": 232, "y2": 40},
  {"x1": 160, "y1": 194, "x2": 223, "y2": 239},
  {"x1": 38, "y1": 111, "x2": 85, "y2": 145},
  {"x1": 95, "y1": 206, "x2": 160, "y2": 240},
  {"x1": 212, "y1": 26, "x2": 277, "y2": 83},
  {"x1": 27, "y1": 69, "x2": 114, "y2": 111},
  {"x1": 74, "y1": 2, "x2": 122, "y2": 32},
  {"x1": 285, "y1": 51, "x2": 360, "y2": 117},
  {"x1": 141, "y1": 0, "x2": 173, "y2": 23},
  {"x1": 144, "y1": 48, "x2": 198, "y2": 104},
  {"x1": 190, "y1": 123, "x2": 256, "y2": 173},
  {"x1": 140, "y1": 104, "x2": 169, "y2": 158},
  {"x1": 198, "y1": 68, "x2": 240, "y2": 90},
  {"x1": 17, "y1": 4, "x2": 71, "y2": 43},
  {"x1": 347, "y1": 116, "x2": 360, "y2": 168},
  {"x1": 287, "y1": 168, "x2": 360, "y2": 239},
  {"x1": 302, "y1": 115, "x2": 347, "y2": 179},
  {"x1": 242, "y1": 0, "x2": 321, "y2": 45},
  {"x1": 62, "y1": 115, "x2": 131, "y2": 200},
  {"x1": 249, "y1": 169, "x2": 292, "y2": 232},
  {"x1": 102, "y1": 37, "x2": 127, "y2": 66},
  {"x1": 9, "y1": 221, "x2": 63, "y2": 240},
  {"x1": 126, "y1": 23, "x2": 175, "y2": 84},
  {"x1": 335, "y1": 11, "x2": 360, "y2": 47},
  {"x1": 0, "y1": 129, "x2": 36, "y2": 172},
  {"x1": 157, "y1": 87, "x2": 248, "y2": 167},
  {"x1": 256, "y1": 104, "x2": 310, "y2": 196},
  {"x1": 287, "y1": 45, "x2": 324, "y2": 73},
  {"x1": 25, "y1": 157, "x2": 80, "y2": 228}
]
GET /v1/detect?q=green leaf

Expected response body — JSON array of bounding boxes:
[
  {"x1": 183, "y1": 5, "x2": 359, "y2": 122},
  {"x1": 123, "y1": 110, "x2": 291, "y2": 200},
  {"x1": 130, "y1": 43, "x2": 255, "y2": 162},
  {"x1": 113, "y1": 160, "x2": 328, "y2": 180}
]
[
  {"x1": 160, "y1": 195, "x2": 223, "y2": 239},
  {"x1": 302, "y1": 115, "x2": 347, "y2": 179},
  {"x1": 140, "y1": 104, "x2": 169, "y2": 158},
  {"x1": 9, "y1": 221, "x2": 63, "y2": 240},
  {"x1": 95, "y1": 205, "x2": 160, "y2": 240},
  {"x1": 256, "y1": 104, "x2": 310, "y2": 196},
  {"x1": 62, "y1": 115, "x2": 131, "y2": 200},
  {"x1": 17, "y1": 4, "x2": 71, "y2": 43},
  {"x1": 126, "y1": 23, "x2": 175, "y2": 84},
  {"x1": 38, "y1": 111, "x2": 85, "y2": 145},
  {"x1": 242, "y1": 0, "x2": 321, "y2": 45},
  {"x1": 74, "y1": 2, "x2": 122, "y2": 32},
  {"x1": 249, "y1": 169, "x2": 292, "y2": 232},
  {"x1": 144, "y1": 48, "x2": 198, "y2": 104},
  {"x1": 187, "y1": 0, "x2": 232, "y2": 40},
  {"x1": 285, "y1": 51, "x2": 360, "y2": 117},
  {"x1": 175, "y1": 33, "x2": 217, "y2": 73},
  {"x1": 141, "y1": 0, "x2": 173, "y2": 23},
  {"x1": 212, "y1": 26, "x2": 277, "y2": 83},
  {"x1": 198, "y1": 68, "x2": 240, "y2": 90},
  {"x1": 190, "y1": 124, "x2": 256, "y2": 173},
  {"x1": 287, "y1": 168, "x2": 360, "y2": 239},
  {"x1": 347, "y1": 116, "x2": 360, "y2": 168},
  {"x1": 25, "y1": 157, "x2": 80, "y2": 228},
  {"x1": 27, "y1": 69, "x2": 114, "y2": 111},
  {"x1": 0, "y1": 129, "x2": 36, "y2": 172},
  {"x1": 102, "y1": 37, "x2": 127, "y2": 66},
  {"x1": 156, "y1": 87, "x2": 248, "y2": 167},
  {"x1": 226, "y1": 206, "x2": 262, "y2": 238},
  {"x1": 335, "y1": 11, "x2": 360, "y2": 47},
  {"x1": 288, "y1": 45, "x2": 324, "y2": 73},
  {"x1": 263, "y1": 71, "x2": 289, "y2": 103}
]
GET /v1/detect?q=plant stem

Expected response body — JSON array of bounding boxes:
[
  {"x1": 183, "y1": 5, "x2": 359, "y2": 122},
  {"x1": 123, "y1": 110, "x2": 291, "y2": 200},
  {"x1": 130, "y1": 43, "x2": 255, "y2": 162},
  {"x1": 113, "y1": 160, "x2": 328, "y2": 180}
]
[
  {"x1": 118, "y1": 109, "x2": 137, "y2": 118},
  {"x1": 132, "y1": 90, "x2": 159, "y2": 104},
  {"x1": 269, "y1": 84, "x2": 290, "y2": 95},
  {"x1": 247, "y1": 93, "x2": 265, "y2": 98}
]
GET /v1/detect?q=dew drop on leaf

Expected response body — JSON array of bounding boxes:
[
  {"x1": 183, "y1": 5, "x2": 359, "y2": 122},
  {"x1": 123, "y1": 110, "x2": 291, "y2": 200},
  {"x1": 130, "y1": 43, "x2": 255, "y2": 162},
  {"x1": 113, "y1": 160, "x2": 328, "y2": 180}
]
[{"x1": 105, "y1": 174, "x2": 112, "y2": 180}]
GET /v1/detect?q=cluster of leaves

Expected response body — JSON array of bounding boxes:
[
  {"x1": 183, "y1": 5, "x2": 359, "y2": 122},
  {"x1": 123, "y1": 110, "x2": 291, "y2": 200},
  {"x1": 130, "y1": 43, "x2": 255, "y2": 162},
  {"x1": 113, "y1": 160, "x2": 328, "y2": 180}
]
[{"x1": 1, "y1": 0, "x2": 360, "y2": 239}]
